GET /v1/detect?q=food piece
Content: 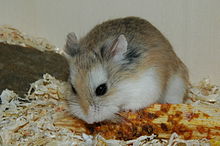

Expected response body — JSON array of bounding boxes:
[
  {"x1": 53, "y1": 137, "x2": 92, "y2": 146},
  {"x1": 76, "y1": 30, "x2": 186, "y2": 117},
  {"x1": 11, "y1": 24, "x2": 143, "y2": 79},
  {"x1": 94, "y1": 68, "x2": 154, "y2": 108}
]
[{"x1": 55, "y1": 104, "x2": 220, "y2": 140}]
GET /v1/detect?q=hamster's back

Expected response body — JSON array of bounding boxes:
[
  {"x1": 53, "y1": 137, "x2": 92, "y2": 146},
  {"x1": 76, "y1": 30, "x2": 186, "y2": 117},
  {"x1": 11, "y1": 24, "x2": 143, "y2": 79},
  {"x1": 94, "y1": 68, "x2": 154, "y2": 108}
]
[{"x1": 79, "y1": 16, "x2": 171, "y2": 51}]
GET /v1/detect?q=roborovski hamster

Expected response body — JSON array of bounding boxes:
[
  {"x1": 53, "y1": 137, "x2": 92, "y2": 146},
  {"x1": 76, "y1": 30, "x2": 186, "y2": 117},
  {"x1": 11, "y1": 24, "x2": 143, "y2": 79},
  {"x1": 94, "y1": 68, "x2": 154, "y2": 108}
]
[{"x1": 63, "y1": 17, "x2": 189, "y2": 124}]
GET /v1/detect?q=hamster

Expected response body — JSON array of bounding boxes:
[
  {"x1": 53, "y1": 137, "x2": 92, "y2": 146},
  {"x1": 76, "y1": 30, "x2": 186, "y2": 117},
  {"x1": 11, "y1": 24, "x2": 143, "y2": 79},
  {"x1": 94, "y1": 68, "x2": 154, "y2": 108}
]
[{"x1": 64, "y1": 16, "x2": 189, "y2": 124}]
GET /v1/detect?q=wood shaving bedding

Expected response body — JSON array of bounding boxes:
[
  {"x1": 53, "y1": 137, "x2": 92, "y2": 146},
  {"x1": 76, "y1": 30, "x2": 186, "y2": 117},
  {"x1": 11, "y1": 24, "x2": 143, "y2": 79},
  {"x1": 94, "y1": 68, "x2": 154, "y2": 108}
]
[
  {"x1": 0, "y1": 25, "x2": 58, "y2": 52},
  {"x1": 0, "y1": 74, "x2": 90, "y2": 145}
]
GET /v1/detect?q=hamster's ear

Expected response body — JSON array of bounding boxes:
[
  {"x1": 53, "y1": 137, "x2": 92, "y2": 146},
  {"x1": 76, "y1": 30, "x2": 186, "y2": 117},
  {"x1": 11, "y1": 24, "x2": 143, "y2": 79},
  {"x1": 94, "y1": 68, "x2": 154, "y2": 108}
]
[
  {"x1": 64, "y1": 32, "x2": 79, "y2": 57},
  {"x1": 109, "y1": 35, "x2": 128, "y2": 62}
]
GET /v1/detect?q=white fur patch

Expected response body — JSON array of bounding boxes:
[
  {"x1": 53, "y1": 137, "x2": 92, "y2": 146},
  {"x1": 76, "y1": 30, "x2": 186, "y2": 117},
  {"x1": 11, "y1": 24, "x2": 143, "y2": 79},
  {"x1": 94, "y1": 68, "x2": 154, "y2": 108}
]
[
  {"x1": 89, "y1": 65, "x2": 107, "y2": 90},
  {"x1": 68, "y1": 100, "x2": 119, "y2": 124},
  {"x1": 163, "y1": 74, "x2": 185, "y2": 103},
  {"x1": 113, "y1": 68, "x2": 162, "y2": 111},
  {"x1": 86, "y1": 105, "x2": 119, "y2": 124},
  {"x1": 69, "y1": 67, "x2": 163, "y2": 123}
]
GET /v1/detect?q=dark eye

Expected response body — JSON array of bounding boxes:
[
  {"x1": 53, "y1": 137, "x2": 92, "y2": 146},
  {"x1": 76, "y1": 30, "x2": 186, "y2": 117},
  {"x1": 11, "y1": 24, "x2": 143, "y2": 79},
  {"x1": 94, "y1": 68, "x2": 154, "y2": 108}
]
[
  {"x1": 95, "y1": 83, "x2": 107, "y2": 96},
  {"x1": 71, "y1": 85, "x2": 77, "y2": 95}
]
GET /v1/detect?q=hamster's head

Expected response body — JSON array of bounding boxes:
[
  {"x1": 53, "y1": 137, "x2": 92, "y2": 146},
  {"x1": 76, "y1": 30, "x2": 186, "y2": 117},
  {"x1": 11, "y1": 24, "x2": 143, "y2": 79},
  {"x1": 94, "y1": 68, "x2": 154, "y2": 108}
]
[{"x1": 64, "y1": 32, "x2": 128, "y2": 124}]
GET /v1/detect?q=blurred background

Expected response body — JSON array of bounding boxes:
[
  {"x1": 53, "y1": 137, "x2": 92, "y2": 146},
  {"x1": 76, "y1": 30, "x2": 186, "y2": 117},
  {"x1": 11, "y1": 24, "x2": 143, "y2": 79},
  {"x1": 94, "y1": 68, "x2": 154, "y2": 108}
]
[{"x1": 0, "y1": 0, "x2": 220, "y2": 84}]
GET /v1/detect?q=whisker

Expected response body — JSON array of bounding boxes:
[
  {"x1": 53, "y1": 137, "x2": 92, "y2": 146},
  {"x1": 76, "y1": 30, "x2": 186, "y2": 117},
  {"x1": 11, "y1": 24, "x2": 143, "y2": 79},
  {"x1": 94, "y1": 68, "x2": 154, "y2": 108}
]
[
  {"x1": 114, "y1": 112, "x2": 132, "y2": 124},
  {"x1": 68, "y1": 102, "x2": 79, "y2": 106}
]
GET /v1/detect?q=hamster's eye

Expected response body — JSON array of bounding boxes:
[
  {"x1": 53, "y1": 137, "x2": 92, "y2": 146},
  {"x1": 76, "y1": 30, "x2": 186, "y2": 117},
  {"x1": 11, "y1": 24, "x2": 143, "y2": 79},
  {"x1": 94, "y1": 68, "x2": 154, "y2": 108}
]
[
  {"x1": 71, "y1": 85, "x2": 77, "y2": 95},
  {"x1": 95, "y1": 83, "x2": 107, "y2": 96}
]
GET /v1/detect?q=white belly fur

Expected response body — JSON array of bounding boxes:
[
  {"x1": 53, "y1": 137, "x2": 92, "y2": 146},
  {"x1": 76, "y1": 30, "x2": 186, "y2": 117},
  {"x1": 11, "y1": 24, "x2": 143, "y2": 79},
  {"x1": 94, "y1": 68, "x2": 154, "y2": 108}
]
[{"x1": 117, "y1": 68, "x2": 163, "y2": 111}]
